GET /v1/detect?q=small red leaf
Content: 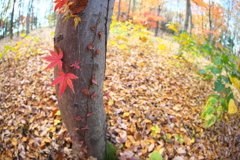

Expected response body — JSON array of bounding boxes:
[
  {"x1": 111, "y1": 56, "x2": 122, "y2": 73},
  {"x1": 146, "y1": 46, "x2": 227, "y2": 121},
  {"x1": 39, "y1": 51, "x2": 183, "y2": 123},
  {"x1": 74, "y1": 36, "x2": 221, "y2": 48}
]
[
  {"x1": 81, "y1": 88, "x2": 90, "y2": 95},
  {"x1": 71, "y1": 61, "x2": 81, "y2": 69},
  {"x1": 42, "y1": 50, "x2": 63, "y2": 70},
  {"x1": 90, "y1": 26, "x2": 96, "y2": 31},
  {"x1": 87, "y1": 112, "x2": 94, "y2": 117},
  {"x1": 81, "y1": 125, "x2": 90, "y2": 130},
  {"x1": 91, "y1": 92, "x2": 97, "y2": 99},
  {"x1": 98, "y1": 31, "x2": 102, "y2": 39},
  {"x1": 76, "y1": 116, "x2": 84, "y2": 121},
  {"x1": 51, "y1": 71, "x2": 78, "y2": 98},
  {"x1": 92, "y1": 78, "x2": 98, "y2": 85},
  {"x1": 54, "y1": 0, "x2": 68, "y2": 12},
  {"x1": 87, "y1": 43, "x2": 94, "y2": 50},
  {"x1": 95, "y1": 49, "x2": 100, "y2": 56}
]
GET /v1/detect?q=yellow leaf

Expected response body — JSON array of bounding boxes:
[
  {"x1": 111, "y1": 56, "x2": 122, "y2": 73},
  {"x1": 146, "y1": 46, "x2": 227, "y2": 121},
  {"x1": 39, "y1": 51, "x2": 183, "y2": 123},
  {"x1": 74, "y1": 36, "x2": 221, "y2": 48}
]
[
  {"x1": 11, "y1": 138, "x2": 18, "y2": 146},
  {"x1": 122, "y1": 112, "x2": 130, "y2": 118},
  {"x1": 230, "y1": 77, "x2": 240, "y2": 88},
  {"x1": 108, "y1": 41, "x2": 118, "y2": 45},
  {"x1": 118, "y1": 44, "x2": 127, "y2": 50},
  {"x1": 228, "y1": 99, "x2": 238, "y2": 114},
  {"x1": 74, "y1": 16, "x2": 81, "y2": 29},
  {"x1": 158, "y1": 44, "x2": 166, "y2": 50},
  {"x1": 20, "y1": 33, "x2": 26, "y2": 37},
  {"x1": 117, "y1": 35, "x2": 128, "y2": 42},
  {"x1": 24, "y1": 35, "x2": 31, "y2": 39},
  {"x1": 54, "y1": 119, "x2": 61, "y2": 125}
]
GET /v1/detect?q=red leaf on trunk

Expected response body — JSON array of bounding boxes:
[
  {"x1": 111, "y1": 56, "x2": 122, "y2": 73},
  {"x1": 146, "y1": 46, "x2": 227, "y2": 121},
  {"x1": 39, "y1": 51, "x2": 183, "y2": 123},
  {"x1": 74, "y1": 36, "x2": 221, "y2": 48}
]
[
  {"x1": 76, "y1": 116, "x2": 84, "y2": 121},
  {"x1": 98, "y1": 31, "x2": 102, "y2": 39},
  {"x1": 92, "y1": 78, "x2": 98, "y2": 85},
  {"x1": 90, "y1": 25, "x2": 96, "y2": 31},
  {"x1": 54, "y1": 0, "x2": 68, "y2": 12},
  {"x1": 69, "y1": 0, "x2": 88, "y2": 14},
  {"x1": 81, "y1": 88, "x2": 90, "y2": 95},
  {"x1": 42, "y1": 50, "x2": 63, "y2": 70},
  {"x1": 81, "y1": 125, "x2": 90, "y2": 130},
  {"x1": 51, "y1": 71, "x2": 78, "y2": 98},
  {"x1": 87, "y1": 112, "x2": 94, "y2": 117},
  {"x1": 95, "y1": 49, "x2": 100, "y2": 56},
  {"x1": 87, "y1": 43, "x2": 94, "y2": 50},
  {"x1": 70, "y1": 61, "x2": 81, "y2": 69},
  {"x1": 91, "y1": 92, "x2": 98, "y2": 99}
]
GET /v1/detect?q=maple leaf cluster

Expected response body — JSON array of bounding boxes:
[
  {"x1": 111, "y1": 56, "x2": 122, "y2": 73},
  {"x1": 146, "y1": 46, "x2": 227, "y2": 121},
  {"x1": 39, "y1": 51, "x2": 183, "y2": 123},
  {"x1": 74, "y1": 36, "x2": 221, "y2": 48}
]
[{"x1": 42, "y1": 50, "x2": 80, "y2": 98}]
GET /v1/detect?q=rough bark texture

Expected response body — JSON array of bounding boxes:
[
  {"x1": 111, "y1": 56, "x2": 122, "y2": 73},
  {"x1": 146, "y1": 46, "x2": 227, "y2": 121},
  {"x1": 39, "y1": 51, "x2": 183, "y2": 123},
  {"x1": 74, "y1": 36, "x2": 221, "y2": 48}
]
[{"x1": 54, "y1": 0, "x2": 114, "y2": 159}]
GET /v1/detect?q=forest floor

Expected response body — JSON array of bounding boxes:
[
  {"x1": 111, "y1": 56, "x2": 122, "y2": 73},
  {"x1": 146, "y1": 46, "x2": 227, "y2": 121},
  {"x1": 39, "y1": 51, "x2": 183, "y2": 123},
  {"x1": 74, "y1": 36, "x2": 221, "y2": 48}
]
[{"x1": 0, "y1": 24, "x2": 239, "y2": 160}]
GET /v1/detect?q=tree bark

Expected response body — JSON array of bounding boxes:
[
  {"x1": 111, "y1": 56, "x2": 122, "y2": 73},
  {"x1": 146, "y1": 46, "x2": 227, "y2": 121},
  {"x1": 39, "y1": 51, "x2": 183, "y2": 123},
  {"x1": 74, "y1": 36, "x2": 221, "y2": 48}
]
[{"x1": 54, "y1": 0, "x2": 114, "y2": 159}]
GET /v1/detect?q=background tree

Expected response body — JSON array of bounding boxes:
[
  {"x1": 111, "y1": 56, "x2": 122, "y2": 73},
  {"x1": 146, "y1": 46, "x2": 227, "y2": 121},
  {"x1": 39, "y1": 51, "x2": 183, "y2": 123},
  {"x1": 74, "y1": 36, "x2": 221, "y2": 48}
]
[{"x1": 53, "y1": 0, "x2": 115, "y2": 159}]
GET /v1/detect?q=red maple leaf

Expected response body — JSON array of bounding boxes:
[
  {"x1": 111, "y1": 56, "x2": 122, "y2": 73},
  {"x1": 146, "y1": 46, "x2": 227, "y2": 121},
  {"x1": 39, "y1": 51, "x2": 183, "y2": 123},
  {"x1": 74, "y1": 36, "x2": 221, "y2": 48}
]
[
  {"x1": 91, "y1": 78, "x2": 98, "y2": 85},
  {"x1": 51, "y1": 71, "x2": 78, "y2": 97},
  {"x1": 76, "y1": 116, "x2": 84, "y2": 121},
  {"x1": 81, "y1": 125, "x2": 90, "y2": 130},
  {"x1": 87, "y1": 112, "x2": 94, "y2": 117},
  {"x1": 54, "y1": 0, "x2": 68, "y2": 12},
  {"x1": 70, "y1": 61, "x2": 81, "y2": 69},
  {"x1": 42, "y1": 50, "x2": 63, "y2": 70}
]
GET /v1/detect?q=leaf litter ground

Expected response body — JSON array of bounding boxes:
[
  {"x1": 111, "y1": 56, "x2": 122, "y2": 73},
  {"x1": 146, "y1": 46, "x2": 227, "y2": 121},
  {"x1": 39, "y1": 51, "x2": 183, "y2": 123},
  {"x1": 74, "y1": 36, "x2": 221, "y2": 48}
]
[{"x1": 0, "y1": 27, "x2": 239, "y2": 160}]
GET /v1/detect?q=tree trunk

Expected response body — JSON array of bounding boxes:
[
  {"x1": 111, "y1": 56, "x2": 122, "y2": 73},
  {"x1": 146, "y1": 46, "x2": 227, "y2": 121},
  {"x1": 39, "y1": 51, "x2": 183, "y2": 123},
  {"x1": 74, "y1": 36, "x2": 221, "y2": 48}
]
[
  {"x1": 117, "y1": 0, "x2": 121, "y2": 21},
  {"x1": 10, "y1": 0, "x2": 16, "y2": 39},
  {"x1": 26, "y1": 0, "x2": 33, "y2": 34},
  {"x1": 54, "y1": 0, "x2": 114, "y2": 159},
  {"x1": 127, "y1": 0, "x2": 131, "y2": 20},
  {"x1": 155, "y1": 4, "x2": 161, "y2": 37},
  {"x1": 184, "y1": 0, "x2": 191, "y2": 32}
]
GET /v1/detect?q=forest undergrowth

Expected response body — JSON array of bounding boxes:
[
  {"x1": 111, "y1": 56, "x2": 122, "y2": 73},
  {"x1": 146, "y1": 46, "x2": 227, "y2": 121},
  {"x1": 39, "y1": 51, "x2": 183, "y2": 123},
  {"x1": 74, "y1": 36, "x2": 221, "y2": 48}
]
[{"x1": 0, "y1": 24, "x2": 239, "y2": 160}]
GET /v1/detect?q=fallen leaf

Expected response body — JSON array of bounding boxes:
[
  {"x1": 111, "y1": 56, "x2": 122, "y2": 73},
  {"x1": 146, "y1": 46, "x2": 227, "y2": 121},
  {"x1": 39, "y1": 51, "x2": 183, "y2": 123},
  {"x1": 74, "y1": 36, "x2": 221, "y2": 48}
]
[{"x1": 228, "y1": 99, "x2": 238, "y2": 114}]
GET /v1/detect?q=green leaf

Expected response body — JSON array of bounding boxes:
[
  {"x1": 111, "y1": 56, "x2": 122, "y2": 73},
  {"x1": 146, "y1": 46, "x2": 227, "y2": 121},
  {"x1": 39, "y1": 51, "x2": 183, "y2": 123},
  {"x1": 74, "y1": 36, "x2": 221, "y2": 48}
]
[
  {"x1": 216, "y1": 106, "x2": 223, "y2": 121},
  {"x1": 149, "y1": 151, "x2": 162, "y2": 160},
  {"x1": 198, "y1": 69, "x2": 206, "y2": 75},
  {"x1": 209, "y1": 94, "x2": 220, "y2": 99},
  {"x1": 201, "y1": 106, "x2": 215, "y2": 119},
  {"x1": 214, "y1": 56, "x2": 222, "y2": 65},
  {"x1": 204, "y1": 114, "x2": 216, "y2": 128},
  {"x1": 221, "y1": 53, "x2": 229, "y2": 64},
  {"x1": 210, "y1": 67, "x2": 222, "y2": 74},
  {"x1": 220, "y1": 98, "x2": 227, "y2": 111},
  {"x1": 205, "y1": 97, "x2": 218, "y2": 107},
  {"x1": 214, "y1": 80, "x2": 225, "y2": 92}
]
